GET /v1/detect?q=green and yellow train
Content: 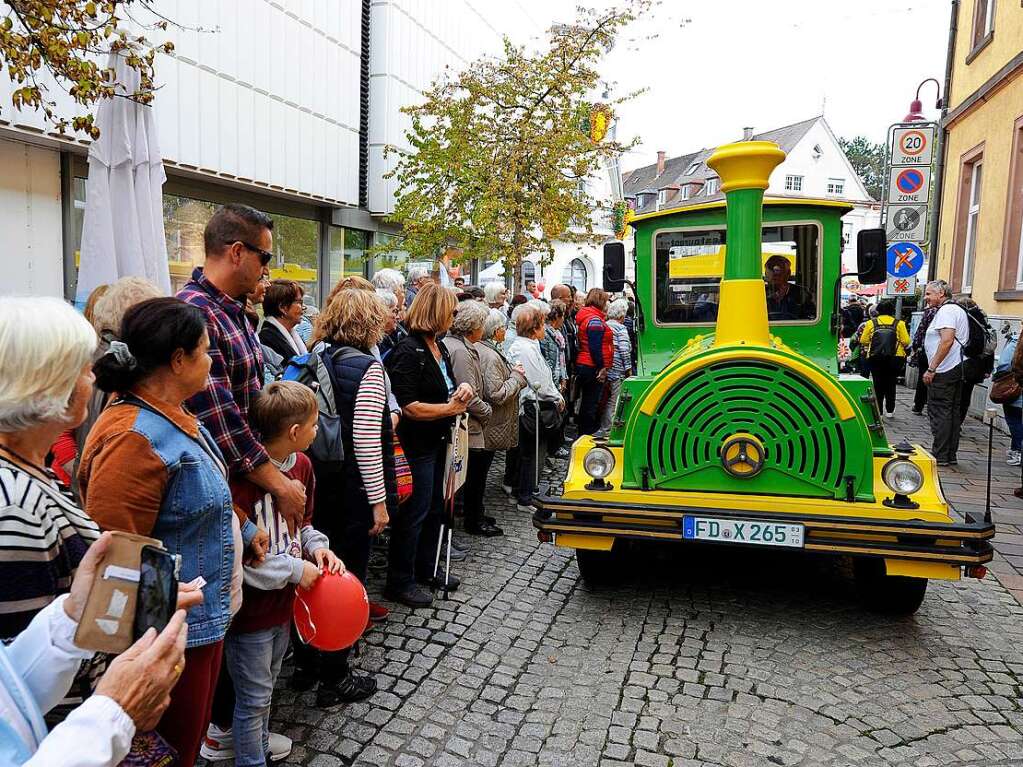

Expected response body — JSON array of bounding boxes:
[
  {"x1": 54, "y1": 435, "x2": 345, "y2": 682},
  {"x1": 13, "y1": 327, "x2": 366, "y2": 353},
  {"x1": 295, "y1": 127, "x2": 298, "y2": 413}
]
[{"x1": 533, "y1": 140, "x2": 993, "y2": 614}]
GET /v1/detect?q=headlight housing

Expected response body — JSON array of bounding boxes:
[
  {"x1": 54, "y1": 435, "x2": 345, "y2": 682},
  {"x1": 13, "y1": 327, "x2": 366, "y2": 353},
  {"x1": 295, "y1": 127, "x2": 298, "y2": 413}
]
[
  {"x1": 583, "y1": 447, "x2": 615, "y2": 479},
  {"x1": 882, "y1": 459, "x2": 924, "y2": 495}
]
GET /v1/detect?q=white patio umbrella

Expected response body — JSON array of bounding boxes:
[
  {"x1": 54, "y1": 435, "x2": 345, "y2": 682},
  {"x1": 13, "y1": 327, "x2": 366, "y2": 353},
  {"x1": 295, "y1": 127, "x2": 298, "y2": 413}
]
[{"x1": 75, "y1": 54, "x2": 170, "y2": 305}]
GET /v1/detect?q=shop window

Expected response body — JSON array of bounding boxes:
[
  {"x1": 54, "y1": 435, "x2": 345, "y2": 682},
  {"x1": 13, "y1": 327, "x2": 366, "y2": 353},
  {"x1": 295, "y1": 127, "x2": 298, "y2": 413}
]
[
  {"x1": 71, "y1": 175, "x2": 324, "y2": 301},
  {"x1": 372, "y1": 232, "x2": 409, "y2": 274}
]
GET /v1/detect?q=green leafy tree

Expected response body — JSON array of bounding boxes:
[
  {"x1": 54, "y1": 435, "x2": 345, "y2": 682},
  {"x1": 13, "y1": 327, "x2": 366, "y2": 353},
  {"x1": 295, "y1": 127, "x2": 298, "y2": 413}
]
[
  {"x1": 379, "y1": 4, "x2": 648, "y2": 285},
  {"x1": 0, "y1": 0, "x2": 174, "y2": 138},
  {"x1": 839, "y1": 136, "x2": 885, "y2": 201}
]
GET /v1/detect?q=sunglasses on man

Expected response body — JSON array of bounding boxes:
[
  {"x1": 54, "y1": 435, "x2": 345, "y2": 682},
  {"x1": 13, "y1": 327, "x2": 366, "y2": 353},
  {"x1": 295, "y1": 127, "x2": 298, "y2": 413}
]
[{"x1": 229, "y1": 240, "x2": 273, "y2": 266}]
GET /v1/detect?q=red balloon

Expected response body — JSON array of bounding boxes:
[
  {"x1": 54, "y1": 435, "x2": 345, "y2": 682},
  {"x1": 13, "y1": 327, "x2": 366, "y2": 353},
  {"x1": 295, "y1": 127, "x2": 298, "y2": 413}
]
[{"x1": 293, "y1": 571, "x2": 369, "y2": 651}]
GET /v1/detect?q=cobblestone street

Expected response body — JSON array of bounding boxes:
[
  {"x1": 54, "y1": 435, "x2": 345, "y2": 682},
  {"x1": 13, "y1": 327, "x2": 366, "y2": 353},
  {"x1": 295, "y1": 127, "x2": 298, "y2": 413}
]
[{"x1": 262, "y1": 387, "x2": 1023, "y2": 767}]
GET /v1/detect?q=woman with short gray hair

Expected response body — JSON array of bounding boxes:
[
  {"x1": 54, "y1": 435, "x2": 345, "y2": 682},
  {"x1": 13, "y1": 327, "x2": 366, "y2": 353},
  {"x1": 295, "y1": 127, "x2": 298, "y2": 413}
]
[
  {"x1": 442, "y1": 301, "x2": 499, "y2": 535},
  {"x1": 484, "y1": 281, "x2": 509, "y2": 308},
  {"x1": 597, "y1": 298, "x2": 634, "y2": 437},
  {"x1": 477, "y1": 309, "x2": 527, "y2": 513}
]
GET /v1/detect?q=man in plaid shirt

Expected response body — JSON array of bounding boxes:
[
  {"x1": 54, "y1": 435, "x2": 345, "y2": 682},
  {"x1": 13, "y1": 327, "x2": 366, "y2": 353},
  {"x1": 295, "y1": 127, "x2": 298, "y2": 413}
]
[{"x1": 177, "y1": 204, "x2": 306, "y2": 532}]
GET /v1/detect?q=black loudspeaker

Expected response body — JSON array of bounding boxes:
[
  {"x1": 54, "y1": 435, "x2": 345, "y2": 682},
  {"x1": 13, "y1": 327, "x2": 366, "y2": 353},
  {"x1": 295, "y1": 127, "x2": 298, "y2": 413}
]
[
  {"x1": 856, "y1": 228, "x2": 887, "y2": 285},
  {"x1": 603, "y1": 242, "x2": 626, "y2": 293}
]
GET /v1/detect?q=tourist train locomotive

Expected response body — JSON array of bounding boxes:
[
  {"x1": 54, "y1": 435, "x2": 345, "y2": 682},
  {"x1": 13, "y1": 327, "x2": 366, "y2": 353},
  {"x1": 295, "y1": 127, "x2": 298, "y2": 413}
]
[{"x1": 532, "y1": 140, "x2": 993, "y2": 614}]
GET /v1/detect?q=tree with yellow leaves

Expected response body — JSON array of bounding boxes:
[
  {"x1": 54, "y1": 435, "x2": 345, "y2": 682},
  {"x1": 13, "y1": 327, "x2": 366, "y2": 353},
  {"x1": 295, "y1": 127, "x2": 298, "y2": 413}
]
[{"x1": 381, "y1": 3, "x2": 647, "y2": 287}]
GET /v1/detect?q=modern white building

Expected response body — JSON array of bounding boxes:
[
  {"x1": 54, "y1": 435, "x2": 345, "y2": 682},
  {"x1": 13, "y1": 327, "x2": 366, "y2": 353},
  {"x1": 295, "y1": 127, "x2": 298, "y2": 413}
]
[
  {"x1": 1, "y1": 0, "x2": 526, "y2": 302},
  {"x1": 623, "y1": 117, "x2": 882, "y2": 276}
]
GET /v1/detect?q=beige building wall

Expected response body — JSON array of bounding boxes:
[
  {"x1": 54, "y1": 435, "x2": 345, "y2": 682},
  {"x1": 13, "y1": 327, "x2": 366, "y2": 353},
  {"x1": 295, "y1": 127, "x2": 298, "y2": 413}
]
[{"x1": 935, "y1": 0, "x2": 1023, "y2": 317}]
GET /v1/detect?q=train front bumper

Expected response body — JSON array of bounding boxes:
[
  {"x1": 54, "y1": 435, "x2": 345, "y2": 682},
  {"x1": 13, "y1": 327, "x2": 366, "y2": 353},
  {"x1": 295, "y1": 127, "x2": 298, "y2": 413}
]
[{"x1": 531, "y1": 489, "x2": 994, "y2": 576}]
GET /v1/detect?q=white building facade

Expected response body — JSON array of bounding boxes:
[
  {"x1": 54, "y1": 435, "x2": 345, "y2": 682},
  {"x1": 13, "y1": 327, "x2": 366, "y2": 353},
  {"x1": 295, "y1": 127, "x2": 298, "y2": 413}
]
[{"x1": 1, "y1": 0, "x2": 524, "y2": 302}]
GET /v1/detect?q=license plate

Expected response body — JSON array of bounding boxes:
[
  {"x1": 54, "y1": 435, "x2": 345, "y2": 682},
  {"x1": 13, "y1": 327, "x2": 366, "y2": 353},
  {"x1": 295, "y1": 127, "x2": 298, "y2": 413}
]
[{"x1": 682, "y1": 516, "x2": 804, "y2": 548}]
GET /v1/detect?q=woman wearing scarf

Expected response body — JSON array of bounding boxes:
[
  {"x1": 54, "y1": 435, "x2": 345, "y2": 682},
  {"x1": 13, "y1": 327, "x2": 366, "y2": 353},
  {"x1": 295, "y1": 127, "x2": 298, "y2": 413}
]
[{"x1": 258, "y1": 280, "x2": 309, "y2": 367}]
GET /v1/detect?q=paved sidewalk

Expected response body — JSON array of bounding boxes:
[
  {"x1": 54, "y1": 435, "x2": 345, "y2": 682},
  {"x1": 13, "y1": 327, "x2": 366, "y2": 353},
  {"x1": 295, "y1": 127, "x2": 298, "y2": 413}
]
[
  {"x1": 884, "y1": 385, "x2": 1023, "y2": 604},
  {"x1": 245, "y1": 417, "x2": 1023, "y2": 767}
]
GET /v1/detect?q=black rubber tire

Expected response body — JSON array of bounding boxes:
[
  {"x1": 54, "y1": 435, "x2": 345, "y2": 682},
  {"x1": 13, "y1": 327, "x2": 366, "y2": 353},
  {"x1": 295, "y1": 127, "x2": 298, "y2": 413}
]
[
  {"x1": 575, "y1": 545, "x2": 622, "y2": 586},
  {"x1": 853, "y1": 557, "x2": 928, "y2": 615}
]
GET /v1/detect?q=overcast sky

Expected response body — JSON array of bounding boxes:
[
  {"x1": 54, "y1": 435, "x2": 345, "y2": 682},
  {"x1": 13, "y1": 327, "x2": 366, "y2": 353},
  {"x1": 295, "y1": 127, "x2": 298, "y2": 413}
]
[{"x1": 507, "y1": 0, "x2": 952, "y2": 172}]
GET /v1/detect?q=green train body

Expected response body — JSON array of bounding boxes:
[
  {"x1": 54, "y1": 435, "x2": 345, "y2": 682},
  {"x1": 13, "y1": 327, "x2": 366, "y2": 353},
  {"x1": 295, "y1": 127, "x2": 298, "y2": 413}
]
[{"x1": 532, "y1": 141, "x2": 993, "y2": 614}]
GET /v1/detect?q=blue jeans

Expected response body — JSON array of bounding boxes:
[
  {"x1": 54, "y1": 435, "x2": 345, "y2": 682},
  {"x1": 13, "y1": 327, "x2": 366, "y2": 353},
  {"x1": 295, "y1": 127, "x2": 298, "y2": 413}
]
[
  {"x1": 1004, "y1": 404, "x2": 1023, "y2": 451},
  {"x1": 387, "y1": 444, "x2": 447, "y2": 592},
  {"x1": 225, "y1": 624, "x2": 290, "y2": 767}
]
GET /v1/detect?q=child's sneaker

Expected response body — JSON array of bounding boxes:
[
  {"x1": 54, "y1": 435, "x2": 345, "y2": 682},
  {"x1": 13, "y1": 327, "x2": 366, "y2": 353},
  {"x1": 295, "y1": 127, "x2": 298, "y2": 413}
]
[
  {"x1": 200, "y1": 724, "x2": 293, "y2": 762},
  {"x1": 1008, "y1": 450, "x2": 1021, "y2": 466}
]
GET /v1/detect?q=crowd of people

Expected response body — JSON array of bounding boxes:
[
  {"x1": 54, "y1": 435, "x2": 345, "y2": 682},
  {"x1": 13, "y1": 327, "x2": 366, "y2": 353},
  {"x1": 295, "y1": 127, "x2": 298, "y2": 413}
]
[{"x1": 0, "y1": 203, "x2": 637, "y2": 766}]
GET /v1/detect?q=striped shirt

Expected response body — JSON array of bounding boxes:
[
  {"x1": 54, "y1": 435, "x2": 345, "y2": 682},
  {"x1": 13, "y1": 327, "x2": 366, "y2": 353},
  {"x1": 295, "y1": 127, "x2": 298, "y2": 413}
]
[
  {"x1": 0, "y1": 458, "x2": 103, "y2": 725},
  {"x1": 608, "y1": 320, "x2": 633, "y2": 381},
  {"x1": 353, "y1": 363, "x2": 388, "y2": 504}
]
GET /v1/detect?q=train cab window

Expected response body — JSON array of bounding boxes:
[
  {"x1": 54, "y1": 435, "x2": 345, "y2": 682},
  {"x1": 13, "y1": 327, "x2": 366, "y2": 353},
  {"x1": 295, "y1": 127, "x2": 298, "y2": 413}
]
[{"x1": 654, "y1": 223, "x2": 820, "y2": 325}]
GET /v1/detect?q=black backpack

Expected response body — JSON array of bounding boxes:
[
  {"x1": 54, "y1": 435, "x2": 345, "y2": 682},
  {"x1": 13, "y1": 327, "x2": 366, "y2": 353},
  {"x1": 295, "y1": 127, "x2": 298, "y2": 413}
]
[
  {"x1": 867, "y1": 319, "x2": 898, "y2": 359},
  {"x1": 957, "y1": 303, "x2": 996, "y2": 384}
]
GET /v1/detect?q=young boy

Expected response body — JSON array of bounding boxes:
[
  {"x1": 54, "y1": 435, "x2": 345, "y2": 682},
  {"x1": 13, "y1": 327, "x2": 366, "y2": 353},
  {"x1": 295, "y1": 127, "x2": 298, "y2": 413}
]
[{"x1": 225, "y1": 381, "x2": 343, "y2": 767}]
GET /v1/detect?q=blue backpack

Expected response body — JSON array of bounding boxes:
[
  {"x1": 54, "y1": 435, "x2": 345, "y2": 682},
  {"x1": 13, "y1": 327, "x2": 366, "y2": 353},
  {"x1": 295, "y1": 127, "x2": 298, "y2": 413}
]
[{"x1": 281, "y1": 345, "x2": 361, "y2": 470}]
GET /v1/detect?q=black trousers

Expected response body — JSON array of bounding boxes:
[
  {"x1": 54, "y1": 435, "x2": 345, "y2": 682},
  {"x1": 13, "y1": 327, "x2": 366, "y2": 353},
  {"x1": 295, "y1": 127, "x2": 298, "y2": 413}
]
[
  {"x1": 463, "y1": 448, "x2": 494, "y2": 528},
  {"x1": 517, "y1": 414, "x2": 545, "y2": 506},
  {"x1": 870, "y1": 356, "x2": 902, "y2": 414},
  {"x1": 928, "y1": 365, "x2": 963, "y2": 463},
  {"x1": 959, "y1": 382, "x2": 975, "y2": 424},
  {"x1": 294, "y1": 471, "x2": 373, "y2": 686}
]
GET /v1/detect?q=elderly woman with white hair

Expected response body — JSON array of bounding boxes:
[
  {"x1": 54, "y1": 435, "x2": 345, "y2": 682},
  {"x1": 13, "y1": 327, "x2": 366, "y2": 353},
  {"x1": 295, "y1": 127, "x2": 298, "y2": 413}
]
[
  {"x1": 0, "y1": 297, "x2": 102, "y2": 636},
  {"x1": 477, "y1": 309, "x2": 527, "y2": 520},
  {"x1": 483, "y1": 281, "x2": 508, "y2": 309},
  {"x1": 373, "y1": 268, "x2": 406, "y2": 307},
  {"x1": 596, "y1": 298, "x2": 633, "y2": 438},
  {"x1": 442, "y1": 300, "x2": 499, "y2": 536}
]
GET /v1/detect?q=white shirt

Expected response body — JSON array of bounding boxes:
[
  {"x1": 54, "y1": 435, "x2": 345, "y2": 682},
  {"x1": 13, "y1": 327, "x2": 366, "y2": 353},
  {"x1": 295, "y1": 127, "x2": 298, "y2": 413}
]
[
  {"x1": 925, "y1": 302, "x2": 970, "y2": 374},
  {"x1": 507, "y1": 336, "x2": 564, "y2": 409}
]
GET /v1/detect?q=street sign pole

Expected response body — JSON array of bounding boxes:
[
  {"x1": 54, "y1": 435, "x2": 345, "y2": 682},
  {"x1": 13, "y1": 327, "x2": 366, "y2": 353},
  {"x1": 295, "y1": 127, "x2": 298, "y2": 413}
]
[{"x1": 880, "y1": 122, "x2": 936, "y2": 314}]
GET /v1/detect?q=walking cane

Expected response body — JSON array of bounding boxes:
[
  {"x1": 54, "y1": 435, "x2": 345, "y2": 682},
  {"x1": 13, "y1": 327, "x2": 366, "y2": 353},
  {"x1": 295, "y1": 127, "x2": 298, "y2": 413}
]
[
  {"x1": 533, "y1": 382, "x2": 542, "y2": 497},
  {"x1": 433, "y1": 416, "x2": 460, "y2": 599}
]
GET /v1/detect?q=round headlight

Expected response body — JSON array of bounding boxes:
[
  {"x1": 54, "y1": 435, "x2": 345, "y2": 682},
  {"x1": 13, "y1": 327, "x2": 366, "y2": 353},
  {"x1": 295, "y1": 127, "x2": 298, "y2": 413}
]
[
  {"x1": 882, "y1": 460, "x2": 924, "y2": 495},
  {"x1": 583, "y1": 447, "x2": 615, "y2": 479}
]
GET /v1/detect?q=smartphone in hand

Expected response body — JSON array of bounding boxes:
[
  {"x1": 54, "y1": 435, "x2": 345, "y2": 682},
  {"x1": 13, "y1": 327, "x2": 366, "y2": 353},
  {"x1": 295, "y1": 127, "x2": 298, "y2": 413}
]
[{"x1": 132, "y1": 545, "x2": 179, "y2": 640}]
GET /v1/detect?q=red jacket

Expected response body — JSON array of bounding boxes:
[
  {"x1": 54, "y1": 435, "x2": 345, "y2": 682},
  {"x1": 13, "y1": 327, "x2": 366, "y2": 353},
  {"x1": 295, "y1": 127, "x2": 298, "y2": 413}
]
[{"x1": 575, "y1": 306, "x2": 613, "y2": 370}]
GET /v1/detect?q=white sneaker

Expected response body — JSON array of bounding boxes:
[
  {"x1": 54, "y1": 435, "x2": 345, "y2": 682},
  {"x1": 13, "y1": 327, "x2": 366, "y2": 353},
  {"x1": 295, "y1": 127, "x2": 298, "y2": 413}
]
[
  {"x1": 516, "y1": 503, "x2": 536, "y2": 513},
  {"x1": 200, "y1": 724, "x2": 293, "y2": 762},
  {"x1": 501, "y1": 484, "x2": 514, "y2": 495},
  {"x1": 1008, "y1": 450, "x2": 1021, "y2": 466},
  {"x1": 884, "y1": 410, "x2": 895, "y2": 420}
]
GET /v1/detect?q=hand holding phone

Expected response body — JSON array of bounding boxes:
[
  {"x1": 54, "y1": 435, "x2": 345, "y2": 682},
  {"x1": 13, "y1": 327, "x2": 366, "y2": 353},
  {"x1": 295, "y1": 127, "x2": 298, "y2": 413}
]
[{"x1": 132, "y1": 545, "x2": 179, "y2": 641}]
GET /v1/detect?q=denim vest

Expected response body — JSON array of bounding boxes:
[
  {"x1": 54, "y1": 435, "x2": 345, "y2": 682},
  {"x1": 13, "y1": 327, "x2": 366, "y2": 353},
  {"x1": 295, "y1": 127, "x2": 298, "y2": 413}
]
[{"x1": 117, "y1": 395, "x2": 235, "y2": 648}]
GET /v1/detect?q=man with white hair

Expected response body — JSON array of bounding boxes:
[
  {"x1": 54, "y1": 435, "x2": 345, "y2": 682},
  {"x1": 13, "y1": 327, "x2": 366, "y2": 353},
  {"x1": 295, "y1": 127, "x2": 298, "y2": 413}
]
[
  {"x1": 484, "y1": 281, "x2": 508, "y2": 309},
  {"x1": 921, "y1": 279, "x2": 970, "y2": 465},
  {"x1": 405, "y1": 266, "x2": 430, "y2": 308}
]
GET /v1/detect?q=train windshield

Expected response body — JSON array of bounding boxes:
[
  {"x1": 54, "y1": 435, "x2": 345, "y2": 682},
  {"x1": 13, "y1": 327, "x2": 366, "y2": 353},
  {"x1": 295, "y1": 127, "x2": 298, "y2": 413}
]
[{"x1": 653, "y1": 223, "x2": 820, "y2": 325}]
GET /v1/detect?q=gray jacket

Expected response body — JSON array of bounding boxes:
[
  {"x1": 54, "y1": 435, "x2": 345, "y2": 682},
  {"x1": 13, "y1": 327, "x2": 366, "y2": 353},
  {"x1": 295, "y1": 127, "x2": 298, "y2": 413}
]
[
  {"x1": 441, "y1": 334, "x2": 492, "y2": 450},
  {"x1": 475, "y1": 339, "x2": 526, "y2": 451}
]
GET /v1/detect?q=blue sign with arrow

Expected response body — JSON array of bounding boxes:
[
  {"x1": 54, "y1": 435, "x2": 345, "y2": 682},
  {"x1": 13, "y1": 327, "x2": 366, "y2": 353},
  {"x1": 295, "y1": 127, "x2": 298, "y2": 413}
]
[{"x1": 886, "y1": 242, "x2": 925, "y2": 278}]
